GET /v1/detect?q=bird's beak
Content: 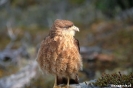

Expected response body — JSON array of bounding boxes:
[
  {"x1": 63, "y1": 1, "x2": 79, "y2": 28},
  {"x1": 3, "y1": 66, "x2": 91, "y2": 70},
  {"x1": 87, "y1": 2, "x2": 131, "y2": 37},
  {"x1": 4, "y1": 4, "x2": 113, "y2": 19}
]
[{"x1": 72, "y1": 25, "x2": 79, "y2": 32}]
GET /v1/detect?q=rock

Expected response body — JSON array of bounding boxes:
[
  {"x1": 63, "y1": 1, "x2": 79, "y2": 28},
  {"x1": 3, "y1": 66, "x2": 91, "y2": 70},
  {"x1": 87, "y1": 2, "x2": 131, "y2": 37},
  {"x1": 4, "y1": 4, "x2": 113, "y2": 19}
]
[
  {"x1": 80, "y1": 46, "x2": 101, "y2": 61},
  {"x1": 95, "y1": 54, "x2": 114, "y2": 62},
  {"x1": 0, "y1": 46, "x2": 29, "y2": 67},
  {"x1": 0, "y1": 61, "x2": 37, "y2": 88},
  {"x1": 57, "y1": 80, "x2": 98, "y2": 88}
]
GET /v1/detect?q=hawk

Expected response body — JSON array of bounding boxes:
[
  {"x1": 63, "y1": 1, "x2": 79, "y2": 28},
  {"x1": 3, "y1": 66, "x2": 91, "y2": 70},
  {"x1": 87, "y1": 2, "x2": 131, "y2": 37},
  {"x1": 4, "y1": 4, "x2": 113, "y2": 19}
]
[{"x1": 36, "y1": 19, "x2": 82, "y2": 88}]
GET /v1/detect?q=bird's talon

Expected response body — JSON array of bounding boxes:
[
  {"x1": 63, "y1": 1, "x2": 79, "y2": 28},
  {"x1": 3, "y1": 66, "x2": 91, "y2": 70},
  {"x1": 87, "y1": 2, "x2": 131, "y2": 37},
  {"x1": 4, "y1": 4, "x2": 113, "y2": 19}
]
[
  {"x1": 66, "y1": 86, "x2": 69, "y2": 88},
  {"x1": 61, "y1": 85, "x2": 70, "y2": 88},
  {"x1": 61, "y1": 85, "x2": 69, "y2": 88},
  {"x1": 53, "y1": 85, "x2": 61, "y2": 88}
]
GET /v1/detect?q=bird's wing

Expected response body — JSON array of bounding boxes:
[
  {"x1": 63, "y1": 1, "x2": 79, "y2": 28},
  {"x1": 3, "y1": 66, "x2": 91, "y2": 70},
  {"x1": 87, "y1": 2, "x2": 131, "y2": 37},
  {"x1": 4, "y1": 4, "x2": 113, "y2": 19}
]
[{"x1": 74, "y1": 38, "x2": 80, "y2": 52}]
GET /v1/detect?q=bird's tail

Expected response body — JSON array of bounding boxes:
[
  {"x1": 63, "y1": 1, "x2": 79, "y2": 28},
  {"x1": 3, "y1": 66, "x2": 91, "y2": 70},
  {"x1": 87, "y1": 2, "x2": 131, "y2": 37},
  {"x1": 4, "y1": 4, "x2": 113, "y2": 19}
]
[{"x1": 57, "y1": 75, "x2": 79, "y2": 85}]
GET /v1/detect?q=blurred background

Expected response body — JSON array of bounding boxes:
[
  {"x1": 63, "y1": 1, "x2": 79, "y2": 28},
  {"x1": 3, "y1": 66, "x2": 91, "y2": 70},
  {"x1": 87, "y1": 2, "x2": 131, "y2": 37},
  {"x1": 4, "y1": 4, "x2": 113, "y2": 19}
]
[{"x1": 0, "y1": 0, "x2": 133, "y2": 88}]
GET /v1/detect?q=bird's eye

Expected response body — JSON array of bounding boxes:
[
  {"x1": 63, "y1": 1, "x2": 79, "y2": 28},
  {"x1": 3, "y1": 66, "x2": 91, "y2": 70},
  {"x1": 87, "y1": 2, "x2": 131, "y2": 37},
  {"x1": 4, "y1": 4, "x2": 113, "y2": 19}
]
[{"x1": 64, "y1": 25, "x2": 73, "y2": 28}]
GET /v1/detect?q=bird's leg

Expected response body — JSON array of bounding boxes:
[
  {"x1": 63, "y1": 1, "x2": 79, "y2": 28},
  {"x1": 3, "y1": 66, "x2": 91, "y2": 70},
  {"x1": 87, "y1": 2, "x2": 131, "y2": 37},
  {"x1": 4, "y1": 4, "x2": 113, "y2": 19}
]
[
  {"x1": 53, "y1": 75, "x2": 57, "y2": 88},
  {"x1": 61, "y1": 77, "x2": 70, "y2": 88},
  {"x1": 53, "y1": 75, "x2": 61, "y2": 88},
  {"x1": 66, "y1": 77, "x2": 70, "y2": 88}
]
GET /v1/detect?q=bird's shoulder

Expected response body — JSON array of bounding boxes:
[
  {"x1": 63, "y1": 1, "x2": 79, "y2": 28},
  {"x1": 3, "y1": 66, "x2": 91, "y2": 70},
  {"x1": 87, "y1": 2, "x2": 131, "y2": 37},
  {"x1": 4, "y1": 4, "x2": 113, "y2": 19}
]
[
  {"x1": 40, "y1": 34, "x2": 59, "y2": 46},
  {"x1": 74, "y1": 38, "x2": 80, "y2": 52}
]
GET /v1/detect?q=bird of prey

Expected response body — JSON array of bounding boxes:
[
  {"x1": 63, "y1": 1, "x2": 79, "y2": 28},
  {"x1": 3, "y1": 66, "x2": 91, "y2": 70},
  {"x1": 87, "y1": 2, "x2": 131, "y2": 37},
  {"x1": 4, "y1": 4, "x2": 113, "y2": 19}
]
[{"x1": 36, "y1": 19, "x2": 82, "y2": 88}]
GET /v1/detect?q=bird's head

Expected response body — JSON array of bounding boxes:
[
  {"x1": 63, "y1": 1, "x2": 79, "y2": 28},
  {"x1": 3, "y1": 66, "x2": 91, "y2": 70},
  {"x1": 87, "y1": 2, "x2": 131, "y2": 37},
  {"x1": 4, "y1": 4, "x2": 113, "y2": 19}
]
[{"x1": 52, "y1": 19, "x2": 79, "y2": 36}]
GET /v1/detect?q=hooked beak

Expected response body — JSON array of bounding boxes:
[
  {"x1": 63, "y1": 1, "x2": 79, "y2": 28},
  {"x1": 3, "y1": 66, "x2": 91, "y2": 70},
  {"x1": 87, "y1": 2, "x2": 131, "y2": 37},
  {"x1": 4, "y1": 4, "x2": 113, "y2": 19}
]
[{"x1": 72, "y1": 25, "x2": 79, "y2": 32}]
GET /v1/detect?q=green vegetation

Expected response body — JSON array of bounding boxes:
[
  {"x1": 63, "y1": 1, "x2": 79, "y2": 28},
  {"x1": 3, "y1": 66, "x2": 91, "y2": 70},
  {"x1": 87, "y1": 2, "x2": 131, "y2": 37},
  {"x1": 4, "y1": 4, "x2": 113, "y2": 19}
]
[
  {"x1": 26, "y1": 73, "x2": 54, "y2": 88},
  {"x1": 94, "y1": 72, "x2": 133, "y2": 87},
  {"x1": 94, "y1": 0, "x2": 133, "y2": 17},
  {"x1": 0, "y1": 65, "x2": 19, "y2": 78}
]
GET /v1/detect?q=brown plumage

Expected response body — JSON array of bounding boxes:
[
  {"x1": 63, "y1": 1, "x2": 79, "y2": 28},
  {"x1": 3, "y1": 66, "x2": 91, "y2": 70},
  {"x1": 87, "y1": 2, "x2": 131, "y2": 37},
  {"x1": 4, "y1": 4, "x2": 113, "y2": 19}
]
[{"x1": 36, "y1": 19, "x2": 82, "y2": 88}]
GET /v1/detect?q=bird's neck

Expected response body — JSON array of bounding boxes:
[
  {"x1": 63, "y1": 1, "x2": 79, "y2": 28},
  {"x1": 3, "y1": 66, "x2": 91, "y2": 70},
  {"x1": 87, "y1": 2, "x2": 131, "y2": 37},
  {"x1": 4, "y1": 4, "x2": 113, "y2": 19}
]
[
  {"x1": 62, "y1": 30, "x2": 75, "y2": 37},
  {"x1": 50, "y1": 29, "x2": 75, "y2": 38}
]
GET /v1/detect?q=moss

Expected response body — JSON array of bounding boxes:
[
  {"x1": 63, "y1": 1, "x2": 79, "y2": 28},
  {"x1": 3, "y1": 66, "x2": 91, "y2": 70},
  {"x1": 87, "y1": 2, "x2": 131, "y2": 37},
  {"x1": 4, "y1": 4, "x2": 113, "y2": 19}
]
[
  {"x1": 68, "y1": 0, "x2": 85, "y2": 5},
  {"x1": 93, "y1": 72, "x2": 133, "y2": 87},
  {"x1": 25, "y1": 73, "x2": 54, "y2": 88},
  {"x1": 0, "y1": 65, "x2": 19, "y2": 78}
]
